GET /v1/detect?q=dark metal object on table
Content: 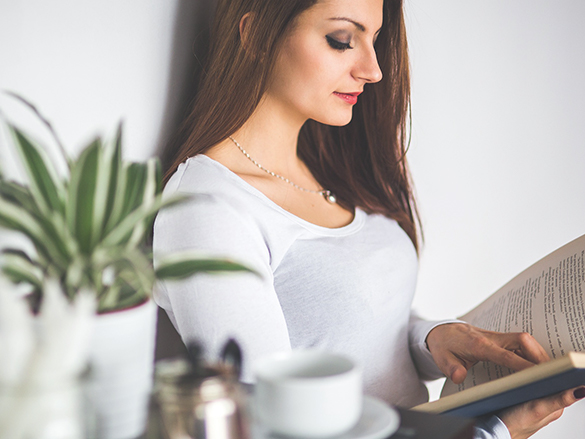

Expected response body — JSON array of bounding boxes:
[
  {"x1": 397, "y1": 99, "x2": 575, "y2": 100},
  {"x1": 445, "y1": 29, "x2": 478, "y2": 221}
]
[
  {"x1": 154, "y1": 340, "x2": 250, "y2": 439},
  {"x1": 220, "y1": 339, "x2": 243, "y2": 380}
]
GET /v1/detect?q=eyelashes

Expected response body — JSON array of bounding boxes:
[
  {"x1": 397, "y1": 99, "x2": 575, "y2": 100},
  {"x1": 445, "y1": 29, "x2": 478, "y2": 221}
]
[{"x1": 326, "y1": 35, "x2": 353, "y2": 52}]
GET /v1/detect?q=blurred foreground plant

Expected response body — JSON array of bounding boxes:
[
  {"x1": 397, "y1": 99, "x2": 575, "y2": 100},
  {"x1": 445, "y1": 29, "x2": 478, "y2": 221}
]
[{"x1": 0, "y1": 94, "x2": 255, "y2": 313}]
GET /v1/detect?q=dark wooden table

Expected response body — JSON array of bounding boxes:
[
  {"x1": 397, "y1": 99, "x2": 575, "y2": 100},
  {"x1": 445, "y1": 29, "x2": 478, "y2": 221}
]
[
  {"x1": 390, "y1": 408, "x2": 474, "y2": 439},
  {"x1": 145, "y1": 402, "x2": 475, "y2": 439}
]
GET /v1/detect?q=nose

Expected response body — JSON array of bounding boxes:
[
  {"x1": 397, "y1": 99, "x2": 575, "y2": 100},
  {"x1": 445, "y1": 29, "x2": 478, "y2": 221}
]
[{"x1": 353, "y1": 46, "x2": 383, "y2": 84}]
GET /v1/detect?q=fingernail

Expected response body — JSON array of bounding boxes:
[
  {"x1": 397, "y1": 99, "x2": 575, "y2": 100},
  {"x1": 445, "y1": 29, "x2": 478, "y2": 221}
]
[{"x1": 573, "y1": 387, "x2": 585, "y2": 399}]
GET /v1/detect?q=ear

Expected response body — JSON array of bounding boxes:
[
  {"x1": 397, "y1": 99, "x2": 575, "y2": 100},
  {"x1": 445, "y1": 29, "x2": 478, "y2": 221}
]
[{"x1": 239, "y1": 12, "x2": 255, "y2": 51}]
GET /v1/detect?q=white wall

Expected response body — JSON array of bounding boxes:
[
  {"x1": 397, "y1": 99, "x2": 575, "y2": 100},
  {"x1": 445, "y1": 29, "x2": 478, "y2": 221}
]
[
  {"x1": 405, "y1": 1, "x2": 585, "y2": 436},
  {"x1": 0, "y1": 0, "x2": 204, "y2": 250},
  {"x1": 1, "y1": 0, "x2": 584, "y2": 437},
  {"x1": 0, "y1": 0, "x2": 202, "y2": 170}
]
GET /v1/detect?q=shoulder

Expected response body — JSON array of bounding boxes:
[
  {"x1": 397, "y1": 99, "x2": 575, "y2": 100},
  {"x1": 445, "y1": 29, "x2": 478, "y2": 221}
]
[
  {"x1": 166, "y1": 155, "x2": 240, "y2": 196},
  {"x1": 162, "y1": 155, "x2": 259, "y2": 225},
  {"x1": 155, "y1": 155, "x2": 276, "y2": 263},
  {"x1": 156, "y1": 157, "x2": 256, "y2": 238}
]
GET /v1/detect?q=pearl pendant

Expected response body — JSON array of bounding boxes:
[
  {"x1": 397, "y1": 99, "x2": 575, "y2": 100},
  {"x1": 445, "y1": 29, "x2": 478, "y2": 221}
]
[{"x1": 323, "y1": 191, "x2": 337, "y2": 204}]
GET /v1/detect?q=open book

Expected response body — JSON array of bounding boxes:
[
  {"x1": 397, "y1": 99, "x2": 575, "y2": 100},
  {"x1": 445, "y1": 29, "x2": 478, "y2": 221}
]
[{"x1": 414, "y1": 233, "x2": 585, "y2": 417}]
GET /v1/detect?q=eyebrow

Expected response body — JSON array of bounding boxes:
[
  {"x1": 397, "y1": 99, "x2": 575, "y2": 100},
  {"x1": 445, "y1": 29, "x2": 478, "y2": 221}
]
[
  {"x1": 328, "y1": 17, "x2": 383, "y2": 37},
  {"x1": 328, "y1": 17, "x2": 366, "y2": 32}
]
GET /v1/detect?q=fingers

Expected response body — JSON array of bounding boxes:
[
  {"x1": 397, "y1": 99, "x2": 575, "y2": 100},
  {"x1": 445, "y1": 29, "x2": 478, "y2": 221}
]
[
  {"x1": 448, "y1": 363, "x2": 468, "y2": 385},
  {"x1": 525, "y1": 387, "x2": 580, "y2": 425},
  {"x1": 500, "y1": 386, "x2": 585, "y2": 439},
  {"x1": 433, "y1": 351, "x2": 470, "y2": 384},
  {"x1": 548, "y1": 386, "x2": 585, "y2": 411},
  {"x1": 479, "y1": 342, "x2": 536, "y2": 371},
  {"x1": 425, "y1": 323, "x2": 551, "y2": 385},
  {"x1": 491, "y1": 331, "x2": 550, "y2": 364},
  {"x1": 472, "y1": 330, "x2": 550, "y2": 372},
  {"x1": 451, "y1": 331, "x2": 534, "y2": 372},
  {"x1": 535, "y1": 387, "x2": 585, "y2": 426}
]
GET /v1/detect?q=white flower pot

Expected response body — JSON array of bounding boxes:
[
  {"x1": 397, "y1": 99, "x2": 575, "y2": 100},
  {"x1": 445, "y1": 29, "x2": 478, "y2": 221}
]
[
  {"x1": 85, "y1": 299, "x2": 157, "y2": 439},
  {"x1": 0, "y1": 379, "x2": 84, "y2": 439}
]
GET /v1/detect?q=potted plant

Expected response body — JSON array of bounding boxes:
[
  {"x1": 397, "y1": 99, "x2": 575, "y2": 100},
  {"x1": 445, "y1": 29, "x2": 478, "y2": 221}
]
[{"x1": 0, "y1": 95, "x2": 255, "y2": 439}]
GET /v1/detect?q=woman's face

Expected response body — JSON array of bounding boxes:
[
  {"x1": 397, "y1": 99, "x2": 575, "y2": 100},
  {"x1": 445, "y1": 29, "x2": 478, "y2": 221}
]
[{"x1": 265, "y1": 0, "x2": 384, "y2": 127}]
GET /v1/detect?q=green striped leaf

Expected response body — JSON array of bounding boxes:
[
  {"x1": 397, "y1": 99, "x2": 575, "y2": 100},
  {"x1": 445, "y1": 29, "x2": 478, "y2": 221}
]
[
  {"x1": 91, "y1": 138, "x2": 115, "y2": 245},
  {"x1": 39, "y1": 210, "x2": 76, "y2": 268},
  {"x1": 0, "y1": 197, "x2": 47, "y2": 250},
  {"x1": 101, "y1": 160, "x2": 148, "y2": 241},
  {"x1": 97, "y1": 249, "x2": 153, "y2": 312},
  {"x1": 2, "y1": 265, "x2": 41, "y2": 290},
  {"x1": 98, "y1": 283, "x2": 122, "y2": 311},
  {"x1": 119, "y1": 252, "x2": 152, "y2": 294},
  {"x1": 100, "y1": 125, "x2": 122, "y2": 239},
  {"x1": 2, "y1": 248, "x2": 38, "y2": 265},
  {"x1": 100, "y1": 275, "x2": 142, "y2": 313},
  {"x1": 100, "y1": 193, "x2": 187, "y2": 248},
  {"x1": 121, "y1": 162, "x2": 147, "y2": 219},
  {"x1": 1, "y1": 250, "x2": 43, "y2": 289},
  {"x1": 127, "y1": 158, "x2": 159, "y2": 247},
  {"x1": 103, "y1": 160, "x2": 128, "y2": 236},
  {"x1": 64, "y1": 255, "x2": 86, "y2": 290},
  {"x1": 0, "y1": 198, "x2": 70, "y2": 268},
  {"x1": 143, "y1": 158, "x2": 158, "y2": 206},
  {"x1": 8, "y1": 125, "x2": 65, "y2": 214},
  {"x1": 154, "y1": 158, "x2": 163, "y2": 196},
  {"x1": 4, "y1": 91, "x2": 72, "y2": 170},
  {"x1": 155, "y1": 253, "x2": 258, "y2": 280},
  {"x1": 0, "y1": 180, "x2": 39, "y2": 215},
  {"x1": 68, "y1": 138, "x2": 101, "y2": 253},
  {"x1": 0, "y1": 182, "x2": 73, "y2": 266}
]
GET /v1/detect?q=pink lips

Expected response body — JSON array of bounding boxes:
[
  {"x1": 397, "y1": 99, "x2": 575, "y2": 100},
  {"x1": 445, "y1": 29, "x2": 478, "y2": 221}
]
[{"x1": 333, "y1": 91, "x2": 362, "y2": 105}]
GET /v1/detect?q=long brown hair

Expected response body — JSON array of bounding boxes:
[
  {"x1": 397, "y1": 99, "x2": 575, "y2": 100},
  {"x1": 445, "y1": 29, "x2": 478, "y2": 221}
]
[{"x1": 164, "y1": 0, "x2": 421, "y2": 249}]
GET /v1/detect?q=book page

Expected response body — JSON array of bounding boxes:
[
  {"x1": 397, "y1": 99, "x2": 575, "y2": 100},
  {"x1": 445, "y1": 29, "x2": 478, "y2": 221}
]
[{"x1": 441, "y1": 234, "x2": 585, "y2": 397}]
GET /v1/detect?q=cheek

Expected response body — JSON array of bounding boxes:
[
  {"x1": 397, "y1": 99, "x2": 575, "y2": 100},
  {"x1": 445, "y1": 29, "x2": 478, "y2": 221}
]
[
  {"x1": 296, "y1": 44, "x2": 331, "y2": 82},
  {"x1": 276, "y1": 40, "x2": 336, "y2": 95}
]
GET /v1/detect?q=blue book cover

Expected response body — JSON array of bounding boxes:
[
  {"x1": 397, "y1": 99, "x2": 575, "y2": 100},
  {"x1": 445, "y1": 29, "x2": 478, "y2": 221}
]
[{"x1": 415, "y1": 352, "x2": 585, "y2": 417}]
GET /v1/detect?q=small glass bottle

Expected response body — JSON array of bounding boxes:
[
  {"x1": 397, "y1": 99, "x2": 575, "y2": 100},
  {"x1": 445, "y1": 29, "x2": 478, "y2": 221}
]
[{"x1": 154, "y1": 348, "x2": 250, "y2": 439}]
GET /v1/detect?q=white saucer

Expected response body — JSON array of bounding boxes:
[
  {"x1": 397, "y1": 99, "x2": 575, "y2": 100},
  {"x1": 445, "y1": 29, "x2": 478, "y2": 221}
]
[{"x1": 256, "y1": 396, "x2": 400, "y2": 439}]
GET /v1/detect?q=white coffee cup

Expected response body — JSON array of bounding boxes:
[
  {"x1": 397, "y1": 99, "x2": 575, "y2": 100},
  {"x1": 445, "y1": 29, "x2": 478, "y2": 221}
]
[{"x1": 254, "y1": 350, "x2": 362, "y2": 437}]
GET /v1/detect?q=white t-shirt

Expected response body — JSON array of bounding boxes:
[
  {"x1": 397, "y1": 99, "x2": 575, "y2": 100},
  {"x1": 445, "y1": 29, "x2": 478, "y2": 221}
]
[{"x1": 153, "y1": 155, "x2": 509, "y2": 438}]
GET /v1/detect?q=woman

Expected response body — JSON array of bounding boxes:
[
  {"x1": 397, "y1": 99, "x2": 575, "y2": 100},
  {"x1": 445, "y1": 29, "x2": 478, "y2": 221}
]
[{"x1": 153, "y1": 1, "x2": 583, "y2": 437}]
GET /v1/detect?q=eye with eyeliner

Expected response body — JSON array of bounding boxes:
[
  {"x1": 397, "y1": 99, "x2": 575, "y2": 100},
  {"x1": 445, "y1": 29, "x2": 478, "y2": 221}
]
[{"x1": 326, "y1": 35, "x2": 353, "y2": 51}]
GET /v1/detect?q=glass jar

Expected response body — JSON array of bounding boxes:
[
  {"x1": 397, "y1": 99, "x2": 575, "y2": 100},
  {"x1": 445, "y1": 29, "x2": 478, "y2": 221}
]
[{"x1": 154, "y1": 359, "x2": 250, "y2": 439}]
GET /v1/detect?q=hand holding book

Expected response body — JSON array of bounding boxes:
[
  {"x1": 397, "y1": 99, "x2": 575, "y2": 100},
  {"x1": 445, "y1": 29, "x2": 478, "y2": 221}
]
[
  {"x1": 415, "y1": 234, "x2": 585, "y2": 435},
  {"x1": 424, "y1": 321, "x2": 585, "y2": 439},
  {"x1": 498, "y1": 386, "x2": 585, "y2": 439}
]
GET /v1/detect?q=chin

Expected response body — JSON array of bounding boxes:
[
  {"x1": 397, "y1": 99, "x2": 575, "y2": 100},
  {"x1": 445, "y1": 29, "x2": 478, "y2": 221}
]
[{"x1": 314, "y1": 111, "x2": 353, "y2": 127}]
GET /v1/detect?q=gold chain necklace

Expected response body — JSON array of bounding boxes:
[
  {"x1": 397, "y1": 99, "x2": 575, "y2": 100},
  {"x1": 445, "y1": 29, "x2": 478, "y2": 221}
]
[{"x1": 229, "y1": 136, "x2": 337, "y2": 204}]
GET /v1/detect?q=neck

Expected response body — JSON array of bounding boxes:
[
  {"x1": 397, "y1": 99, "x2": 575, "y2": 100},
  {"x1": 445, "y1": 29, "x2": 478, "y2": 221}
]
[{"x1": 228, "y1": 94, "x2": 307, "y2": 172}]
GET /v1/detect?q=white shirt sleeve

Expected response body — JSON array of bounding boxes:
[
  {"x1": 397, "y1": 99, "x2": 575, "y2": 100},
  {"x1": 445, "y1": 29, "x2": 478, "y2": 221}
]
[
  {"x1": 408, "y1": 314, "x2": 464, "y2": 380},
  {"x1": 474, "y1": 416, "x2": 512, "y2": 439},
  {"x1": 153, "y1": 193, "x2": 292, "y2": 382}
]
